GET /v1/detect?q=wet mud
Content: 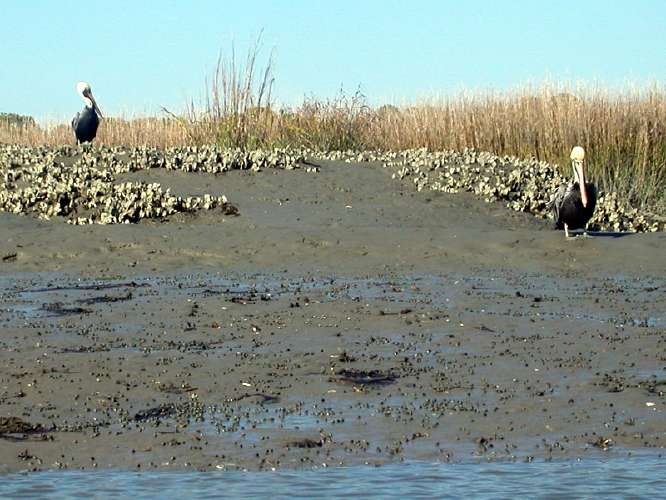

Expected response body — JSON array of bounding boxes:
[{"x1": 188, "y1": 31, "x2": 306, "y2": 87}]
[{"x1": 0, "y1": 159, "x2": 664, "y2": 472}]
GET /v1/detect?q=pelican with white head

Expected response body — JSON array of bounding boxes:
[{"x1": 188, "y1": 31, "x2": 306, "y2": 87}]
[
  {"x1": 72, "y1": 81, "x2": 103, "y2": 143},
  {"x1": 570, "y1": 146, "x2": 588, "y2": 208},
  {"x1": 549, "y1": 145, "x2": 597, "y2": 238}
]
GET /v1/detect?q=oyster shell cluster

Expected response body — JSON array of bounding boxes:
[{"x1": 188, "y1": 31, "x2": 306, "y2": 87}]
[
  {"x1": 309, "y1": 148, "x2": 664, "y2": 232},
  {"x1": 0, "y1": 145, "x2": 306, "y2": 225},
  {"x1": 126, "y1": 146, "x2": 309, "y2": 173},
  {"x1": 1, "y1": 144, "x2": 662, "y2": 232}
]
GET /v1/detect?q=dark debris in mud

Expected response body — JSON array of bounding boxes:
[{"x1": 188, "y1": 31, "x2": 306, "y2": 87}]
[
  {"x1": 378, "y1": 308, "x2": 413, "y2": 316},
  {"x1": 336, "y1": 351, "x2": 357, "y2": 363},
  {"x1": 589, "y1": 437, "x2": 614, "y2": 450},
  {"x1": 644, "y1": 380, "x2": 666, "y2": 396},
  {"x1": 133, "y1": 404, "x2": 177, "y2": 423},
  {"x1": 20, "y1": 281, "x2": 150, "y2": 294},
  {"x1": 2, "y1": 252, "x2": 17, "y2": 262},
  {"x1": 59, "y1": 345, "x2": 110, "y2": 354},
  {"x1": 0, "y1": 417, "x2": 45, "y2": 435},
  {"x1": 41, "y1": 302, "x2": 91, "y2": 316},
  {"x1": 475, "y1": 436, "x2": 495, "y2": 453},
  {"x1": 288, "y1": 437, "x2": 325, "y2": 449},
  {"x1": 162, "y1": 339, "x2": 225, "y2": 352},
  {"x1": 598, "y1": 373, "x2": 666, "y2": 396},
  {"x1": 227, "y1": 291, "x2": 272, "y2": 304},
  {"x1": 0, "y1": 417, "x2": 54, "y2": 441},
  {"x1": 17, "y1": 449, "x2": 42, "y2": 464},
  {"x1": 334, "y1": 369, "x2": 398, "y2": 386},
  {"x1": 232, "y1": 393, "x2": 280, "y2": 404},
  {"x1": 76, "y1": 291, "x2": 134, "y2": 305}
]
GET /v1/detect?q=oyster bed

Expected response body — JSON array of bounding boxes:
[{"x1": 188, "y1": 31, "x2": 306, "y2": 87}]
[
  {"x1": 0, "y1": 145, "x2": 663, "y2": 231},
  {"x1": 314, "y1": 148, "x2": 664, "y2": 233},
  {"x1": 0, "y1": 146, "x2": 307, "y2": 225}
]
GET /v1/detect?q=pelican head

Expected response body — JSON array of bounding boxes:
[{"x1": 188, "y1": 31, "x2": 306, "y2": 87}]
[
  {"x1": 570, "y1": 146, "x2": 588, "y2": 207},
  {"x1": 76, "y1": 81, "x2": 103, "y2": 118}
]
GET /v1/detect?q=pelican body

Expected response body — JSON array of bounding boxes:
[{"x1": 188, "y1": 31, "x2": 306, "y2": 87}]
[
  {"x1": 550, "y1": 146, "x2": 597, "y2": 237},
  {"x1": 71, "y1": 82, "x2": 102, "y2": 143}
]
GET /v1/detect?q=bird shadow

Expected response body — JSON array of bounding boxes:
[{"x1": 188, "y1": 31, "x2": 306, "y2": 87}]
[{"x1": 581, "y1": 230, "x2": 634, "y2": 238}]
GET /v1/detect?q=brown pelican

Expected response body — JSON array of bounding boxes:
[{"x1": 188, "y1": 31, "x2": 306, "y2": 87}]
[
  {"x1": 550, "y1": 146, "x2": 597, "y2": 237},
  {"x1": 71, "y1": 82, "x2": 102, "y2": 143}
]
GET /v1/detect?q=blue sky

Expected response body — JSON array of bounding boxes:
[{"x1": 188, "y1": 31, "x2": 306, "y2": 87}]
[{"x1": 1, "y1": 0, "x2": 664, "y2": 121}]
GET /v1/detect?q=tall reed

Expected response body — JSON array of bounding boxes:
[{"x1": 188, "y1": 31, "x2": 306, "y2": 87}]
[
  {"x1": 1, "y1": 45, "x2": 664, "y2": 209},
  {"x1": 360, "y1": 86, "x2": 666, "y2": 208},
  {"x1": 164, "y1": 37, "x2": 277, "y2": 149}
]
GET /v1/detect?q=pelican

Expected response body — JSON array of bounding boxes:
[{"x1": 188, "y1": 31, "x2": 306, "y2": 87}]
[
  {"x1": 71, "y1": 82, "x2": 102, "y2": 143},
  {"x1": 550, "y1": 146, "x2": 597, "y2": 238}
]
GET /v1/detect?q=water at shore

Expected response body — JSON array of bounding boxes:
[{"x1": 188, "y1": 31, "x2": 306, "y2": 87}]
[{"x1": 2, "y1": 456, "x2": 665, "y2": 499}]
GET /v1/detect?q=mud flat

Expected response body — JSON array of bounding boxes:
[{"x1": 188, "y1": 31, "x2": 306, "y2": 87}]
[{"x1": 0, "y1": 159, "x2": 664, "y2": 472}]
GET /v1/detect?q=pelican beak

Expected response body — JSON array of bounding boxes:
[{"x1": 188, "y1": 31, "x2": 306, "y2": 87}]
[
  {"x1": 88, "y1": 92, "x2": 103, "y2": 119},
  {"x1": 573, "y1": 160, "x2": 588, "y2": 207}
]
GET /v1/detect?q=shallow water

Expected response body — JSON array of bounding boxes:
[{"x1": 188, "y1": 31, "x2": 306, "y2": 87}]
[
  {"x1": 2, "y1": 457, "x2": 665, "y2": 499},
  {"x1": 4, "y1": 271, "x2": 659, "y2": 328}
]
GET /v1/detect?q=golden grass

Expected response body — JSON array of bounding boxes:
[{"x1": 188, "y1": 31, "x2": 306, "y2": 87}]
[
  {"x1": 1, "y1": 45, "x2": 664, "y2": 209},
  {"x1": 0, "y1": 117, "x2": 189, "y2": 149},
  {"x1": 362, "y1": 87, "x2": 666, "y2": 208}
]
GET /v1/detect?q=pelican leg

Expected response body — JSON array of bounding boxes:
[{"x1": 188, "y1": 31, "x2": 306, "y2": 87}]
[{"x1": 564, "y1": 223, "x2": 572, "y2": 239}]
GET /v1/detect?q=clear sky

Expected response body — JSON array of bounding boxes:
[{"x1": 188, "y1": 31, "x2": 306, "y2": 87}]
[{"x1": 1, "y1": 0, "x2": 664, "y2": 121}]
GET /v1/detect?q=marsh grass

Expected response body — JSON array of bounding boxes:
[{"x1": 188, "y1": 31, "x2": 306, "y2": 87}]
[
  {"x1": 1, "y1": 45, "x2": 664, "y2": 209},
  {"x1": 361, "y1": 87, "x2": 666, "y2": 209},
  {"x1": 0, "y1": 117, "x2": 189, "y2": 149}
]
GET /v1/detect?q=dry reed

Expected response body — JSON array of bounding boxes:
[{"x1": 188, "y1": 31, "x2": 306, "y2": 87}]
[
  {"x1": 1, "y1": 48, "x2": 664, "y2": 209},
  {"x1": 360, "y1": 87, "x2": 666, "y2": 209}
]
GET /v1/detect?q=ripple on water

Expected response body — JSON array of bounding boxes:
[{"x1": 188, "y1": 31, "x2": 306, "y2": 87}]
[{"x1": 1, "y1": 457, "x2": 665, "y2": 498}]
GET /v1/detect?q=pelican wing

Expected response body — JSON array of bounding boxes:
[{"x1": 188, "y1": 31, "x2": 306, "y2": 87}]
[
  {"x1": 587, "y1": 182, "x2": 598, "y2": 204},
  {"x1": 549, "y1": 182, "x2": 572, "y2": 221},
  {"x1": 71, "y1": 112, "x2": 80, "y2": 131}
]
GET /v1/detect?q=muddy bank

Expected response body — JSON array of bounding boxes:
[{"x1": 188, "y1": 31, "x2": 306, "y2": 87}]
[
  {"x1": 0, "y1": 159, "x2": 664, "y2": 472},
  {"x1": 1, "y1": 158, "x2": 664, "y2": 277},
  {"x1": 0, "y1": 271, "x2": 664, "y2": 472}
]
